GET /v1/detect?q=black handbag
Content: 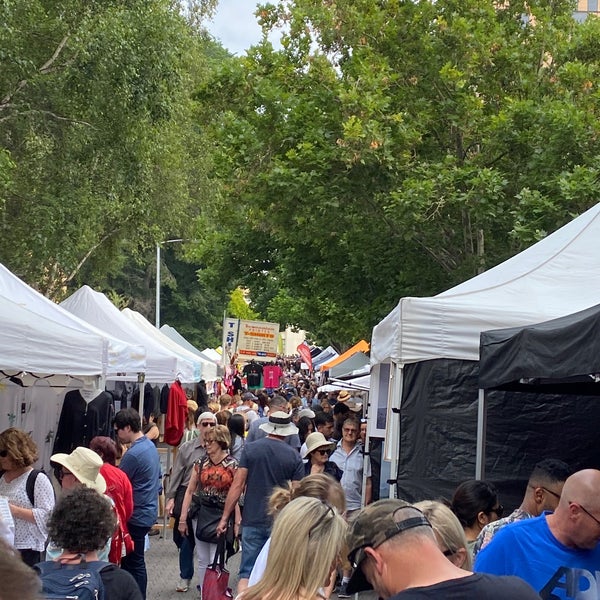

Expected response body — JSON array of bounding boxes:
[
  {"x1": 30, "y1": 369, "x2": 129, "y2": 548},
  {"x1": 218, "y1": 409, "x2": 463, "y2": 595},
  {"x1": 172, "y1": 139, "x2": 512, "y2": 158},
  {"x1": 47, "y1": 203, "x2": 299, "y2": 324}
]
[{"x1": 195, "y1": 495, "x2": 225, "y2": 544}]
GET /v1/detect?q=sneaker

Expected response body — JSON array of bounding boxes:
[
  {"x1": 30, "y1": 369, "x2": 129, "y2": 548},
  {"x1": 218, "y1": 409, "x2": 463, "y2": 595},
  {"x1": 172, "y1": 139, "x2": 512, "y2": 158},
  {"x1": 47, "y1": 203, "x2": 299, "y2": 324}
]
[
  {"x1": 337, "y1": 582, "x2": 351, "y2": 598},
  {"x1": 176, "y1": 578, "x2": 191, "y2": 592}
]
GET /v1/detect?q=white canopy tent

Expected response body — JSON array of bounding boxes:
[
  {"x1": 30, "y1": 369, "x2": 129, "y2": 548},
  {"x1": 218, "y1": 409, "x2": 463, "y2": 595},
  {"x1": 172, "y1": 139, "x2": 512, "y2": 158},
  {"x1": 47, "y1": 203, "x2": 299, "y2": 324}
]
[
  {"x1": 121, "y1": 308, "x2": 203, "y2": 383},
  {"x1": 61, "y1": 286, "x2": 197, "y2": 384},
  {"x1": 201, "y1": 348, "x2": 222, "y2": 364},
  {"x1": 0, "y1": 264, "x2": 145, "y2": 380},
  {"x1": 159, "y1": 324, "x2": 219, "y2": 381},
  {"x1": 0, "y1": 268, "x2": 145, "y2": 469},
  {"x1": 370, "y1": 202, "x2": 600, "y2": 496}
]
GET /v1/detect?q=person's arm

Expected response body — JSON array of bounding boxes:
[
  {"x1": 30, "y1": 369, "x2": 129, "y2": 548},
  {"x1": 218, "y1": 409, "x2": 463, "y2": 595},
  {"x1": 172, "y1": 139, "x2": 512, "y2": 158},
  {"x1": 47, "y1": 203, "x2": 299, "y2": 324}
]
[
  {"x1": 165, "y1": 445, "x2": 188, "y2": 514},
  {"x1": 122, "y1": 474, "x2": 134, "y2": 523},
  {"x1": 216, "y1": 468, "x2": 247, "y2": 535},
  {"x1": 177, "y1": 464, "x2": 200, "y2": 537}
]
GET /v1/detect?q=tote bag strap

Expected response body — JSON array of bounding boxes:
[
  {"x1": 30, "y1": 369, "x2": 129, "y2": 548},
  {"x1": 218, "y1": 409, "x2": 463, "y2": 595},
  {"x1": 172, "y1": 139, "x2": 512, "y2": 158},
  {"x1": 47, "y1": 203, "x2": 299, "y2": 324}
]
[{"x1": 210, "y1": 534, "x2": 227, "y2": 570}]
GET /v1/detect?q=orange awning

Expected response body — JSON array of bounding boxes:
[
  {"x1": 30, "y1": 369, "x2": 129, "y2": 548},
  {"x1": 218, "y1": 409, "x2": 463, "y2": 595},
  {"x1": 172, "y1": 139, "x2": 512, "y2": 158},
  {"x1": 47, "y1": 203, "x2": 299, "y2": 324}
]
[{"x1": 319, "y1": 339, "x2": 370, "y2": 371}]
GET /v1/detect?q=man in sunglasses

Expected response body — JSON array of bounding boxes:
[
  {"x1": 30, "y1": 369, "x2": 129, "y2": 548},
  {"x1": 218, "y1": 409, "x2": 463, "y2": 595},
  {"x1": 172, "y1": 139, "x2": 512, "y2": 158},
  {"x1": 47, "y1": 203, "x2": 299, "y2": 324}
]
[
  {"x1": 473, "y1": 458, "x2": 572, "y2": 557},
  {"x1": 346, "y1": 499, "x2": 540, "y2": 599},
  {"x1": 164, "y1": 411, "x2": 216, "y2": 593},
  {"x1": 475, "y1": 469, "x2": 600, "y2": 599}
]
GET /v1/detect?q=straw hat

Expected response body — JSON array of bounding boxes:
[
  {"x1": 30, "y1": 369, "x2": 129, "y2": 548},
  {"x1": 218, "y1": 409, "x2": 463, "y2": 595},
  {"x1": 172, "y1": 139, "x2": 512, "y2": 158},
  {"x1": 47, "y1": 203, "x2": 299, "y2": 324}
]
[
  {"x1": 337, "y1": 390, "x2": 351, "y2": 402},
  {"x1": 259, "y1": 411, "x2": 299, "y2": 437},
  {"x1": 302, "y1": 432, "x2": 336, "y2": 459},
  {"x1": 50, "y1": 446, "x2": 106, "y2": 493}
]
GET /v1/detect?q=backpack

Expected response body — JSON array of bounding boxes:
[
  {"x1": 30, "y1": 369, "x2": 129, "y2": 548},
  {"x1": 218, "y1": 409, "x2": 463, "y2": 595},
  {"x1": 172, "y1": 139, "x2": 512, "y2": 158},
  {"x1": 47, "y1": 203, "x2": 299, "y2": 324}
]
[
  {"x1": 26, "y1": 468, "x2": 52, "y2": 505},
  {"x1": 35, "y1": 559, "x2": 106, "y2": 600}
]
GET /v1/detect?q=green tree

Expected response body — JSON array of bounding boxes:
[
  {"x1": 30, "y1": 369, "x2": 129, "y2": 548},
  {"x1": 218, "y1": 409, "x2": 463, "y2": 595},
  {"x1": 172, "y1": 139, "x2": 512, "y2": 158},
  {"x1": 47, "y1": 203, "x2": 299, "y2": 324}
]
[
  {"x1": 192, "y1": 0, "x2": 600, "y2": 348},
  {"x1": 0, "y1": 0, "x2": 216, "y2": 299}
]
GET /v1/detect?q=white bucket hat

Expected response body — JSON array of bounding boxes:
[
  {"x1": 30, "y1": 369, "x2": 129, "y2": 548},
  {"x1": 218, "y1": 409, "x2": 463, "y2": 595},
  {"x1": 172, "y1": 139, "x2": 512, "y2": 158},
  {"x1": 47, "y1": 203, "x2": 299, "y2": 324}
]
[
  {"x1": 259, "y1": 411, "x2": 299, "y2": 437},
  {"x1": 51, "y1": 446, "x2": 106, "y2": 494},
  {"x1": 302, "y1": 432, "x2": 336, "y2": 459}
]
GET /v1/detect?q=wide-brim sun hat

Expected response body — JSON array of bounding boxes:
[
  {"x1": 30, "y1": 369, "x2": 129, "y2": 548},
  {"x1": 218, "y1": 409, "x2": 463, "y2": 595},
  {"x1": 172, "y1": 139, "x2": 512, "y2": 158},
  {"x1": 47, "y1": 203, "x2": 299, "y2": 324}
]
[
  {"x1": 259, "y1": 411, "x2": 299, "y2": 437},
  {"x1": 337, "y1": 390, "x2": 351, "y2": 402},
  {"x1": 302, "y1": 432, "x2": 336, "y2": 459},
  {"x1": 50, "y1": 446, "x2": 106, "y2": 494}
]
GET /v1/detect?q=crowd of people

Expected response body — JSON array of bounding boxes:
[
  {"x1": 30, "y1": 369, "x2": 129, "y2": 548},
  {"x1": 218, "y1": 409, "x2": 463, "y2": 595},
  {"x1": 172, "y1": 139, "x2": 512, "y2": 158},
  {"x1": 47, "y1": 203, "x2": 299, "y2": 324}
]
[{"x1": 1, "y1": 367, "x2": 600, "y2": 600}]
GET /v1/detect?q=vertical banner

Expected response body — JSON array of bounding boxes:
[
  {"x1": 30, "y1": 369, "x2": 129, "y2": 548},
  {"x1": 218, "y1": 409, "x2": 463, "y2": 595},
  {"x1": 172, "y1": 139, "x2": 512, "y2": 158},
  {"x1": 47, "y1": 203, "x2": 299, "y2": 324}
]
[
  {"x1": 222, "y1": 317, "x2": 240, "y2": 366},
  {"x1": 297, "y1": 342, "x2": 313, "y2": 373}
]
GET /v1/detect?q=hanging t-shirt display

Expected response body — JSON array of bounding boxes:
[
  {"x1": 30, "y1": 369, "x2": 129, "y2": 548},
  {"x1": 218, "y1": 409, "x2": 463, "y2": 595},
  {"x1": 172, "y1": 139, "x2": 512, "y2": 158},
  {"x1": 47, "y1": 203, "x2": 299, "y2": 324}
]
[
  {"x1": 262, "y1": 364, "x2": 283, "y2": 389},
  {"x1": 243, "y1": 361, "x2": 263, "y2": 389}
]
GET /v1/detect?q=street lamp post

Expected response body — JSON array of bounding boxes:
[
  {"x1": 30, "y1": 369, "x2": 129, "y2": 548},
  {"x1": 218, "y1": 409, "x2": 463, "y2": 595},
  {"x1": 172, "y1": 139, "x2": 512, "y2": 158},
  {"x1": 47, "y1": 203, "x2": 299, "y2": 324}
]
[{"x1": 155, "y1": 238, "x2": 184, "y2": 328}]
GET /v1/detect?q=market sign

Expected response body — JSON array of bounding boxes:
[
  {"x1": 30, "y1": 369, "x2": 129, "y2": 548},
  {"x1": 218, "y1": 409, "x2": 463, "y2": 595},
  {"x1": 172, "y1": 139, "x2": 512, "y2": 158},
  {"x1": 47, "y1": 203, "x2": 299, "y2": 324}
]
[{"x1": 222, "y1": 318, "x2": 280, "y2": 363}]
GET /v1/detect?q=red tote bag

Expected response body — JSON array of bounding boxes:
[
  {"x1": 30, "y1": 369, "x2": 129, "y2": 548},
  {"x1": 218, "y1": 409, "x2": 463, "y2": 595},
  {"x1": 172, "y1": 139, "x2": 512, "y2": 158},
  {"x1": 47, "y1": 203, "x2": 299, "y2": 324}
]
[{"x1": 203, "y1": 536, "x2": 233, "y2": 600}]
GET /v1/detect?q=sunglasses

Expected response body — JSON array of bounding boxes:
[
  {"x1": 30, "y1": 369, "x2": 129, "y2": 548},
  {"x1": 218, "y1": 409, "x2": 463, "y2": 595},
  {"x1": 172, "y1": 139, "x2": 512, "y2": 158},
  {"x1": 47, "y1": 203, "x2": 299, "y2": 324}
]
[
  {"x1": 200, "y1": 422, "x2": 216, "y2": 427},
  {"x1": 0, "y1": 449, "x2": 7, "y2": 458},
  {"x1": 488, "y1": 505, "x2": 504, "y2": 518},
  {"x1": 316, "y1": 449, "x2": 330, "y2": 456}
]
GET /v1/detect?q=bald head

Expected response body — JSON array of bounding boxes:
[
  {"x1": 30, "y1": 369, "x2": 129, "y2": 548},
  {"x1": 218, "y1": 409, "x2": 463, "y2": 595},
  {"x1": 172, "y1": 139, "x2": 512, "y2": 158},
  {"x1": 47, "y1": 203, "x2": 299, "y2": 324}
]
[
  {"x1": 560, "y1": 469, "x2": 600, "y2": 512},
  {"x1": 549, "y1": 469, "x2": 600, "y2": 550}
]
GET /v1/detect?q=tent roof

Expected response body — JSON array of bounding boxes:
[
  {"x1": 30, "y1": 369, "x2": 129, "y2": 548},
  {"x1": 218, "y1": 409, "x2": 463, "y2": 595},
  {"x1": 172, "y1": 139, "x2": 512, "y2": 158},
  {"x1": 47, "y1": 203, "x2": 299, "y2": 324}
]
[
  {"x1": 0, "y1": 265, "x2": 145, "y2": 379},
  {"x1": 371, "y1": 203, "x2": 600, "y2": 366},
  {"x1": 159, "y1": 324, "x2": 219, "y2": 381},
  {"x1": 479, "y1": 303, "x2": 600, "y2": 390},
  {"x1": 312, "y1": 346, "x2": 339, "y2": 368},
  {"x1": 61, "y1": 286, "x2": 195, "y2": 383},
  {"x1": 121, "y1": 308, "x2": 202, "y2": 382},
  {"x1": 0, "y1": 294, "x2": 106, "y2": 378},
  {"x1": 320, "y1": 340, "x2": 369, "y2": 371},
  {"x1": 328, "y1": 352, "x2": 370, "y2": 378}
]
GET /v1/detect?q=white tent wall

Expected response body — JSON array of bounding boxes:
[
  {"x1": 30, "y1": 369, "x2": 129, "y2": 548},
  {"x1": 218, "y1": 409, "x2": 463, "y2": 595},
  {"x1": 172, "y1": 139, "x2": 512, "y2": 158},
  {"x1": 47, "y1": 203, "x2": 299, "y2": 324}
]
[
  {"x1": 0, "y1": 381, "x2": 85, "y2": 470},
  {"x1": 370, "y1": 202, "x2": 600, "y2": 499}
]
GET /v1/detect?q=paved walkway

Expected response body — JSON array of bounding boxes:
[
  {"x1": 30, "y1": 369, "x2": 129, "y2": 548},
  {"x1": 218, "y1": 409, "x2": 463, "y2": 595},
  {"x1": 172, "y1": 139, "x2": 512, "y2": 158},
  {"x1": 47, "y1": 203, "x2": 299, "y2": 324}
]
[{"x1": 145, "y1": 529, "x2": 375, "y2": 599}]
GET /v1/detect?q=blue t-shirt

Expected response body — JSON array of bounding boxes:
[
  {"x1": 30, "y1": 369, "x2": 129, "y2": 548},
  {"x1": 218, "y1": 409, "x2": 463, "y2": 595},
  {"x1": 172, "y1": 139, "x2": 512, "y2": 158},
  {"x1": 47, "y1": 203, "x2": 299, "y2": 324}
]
[
  {"x1": 119, "y1": 436, "x2": 160, "y2": 528},
  {"x1": 475, "y1": 512, "x2": 600, "y2": 599},
  {"x1": 239, "y1": 437, "x2": 304, "y2": 528}
]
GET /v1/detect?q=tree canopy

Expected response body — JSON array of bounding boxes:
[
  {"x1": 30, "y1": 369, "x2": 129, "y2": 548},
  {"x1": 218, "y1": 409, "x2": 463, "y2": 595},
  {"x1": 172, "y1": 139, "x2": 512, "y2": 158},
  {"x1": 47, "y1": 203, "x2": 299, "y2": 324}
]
[{"x1": 191, "y1": 0, "x2": 600, "y2": 347}]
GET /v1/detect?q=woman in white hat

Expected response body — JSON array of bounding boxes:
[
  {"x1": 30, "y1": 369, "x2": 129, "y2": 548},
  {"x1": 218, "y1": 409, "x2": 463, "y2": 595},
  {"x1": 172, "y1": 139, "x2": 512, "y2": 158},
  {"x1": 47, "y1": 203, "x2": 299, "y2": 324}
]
[{"x1": 302, "y1": 432, "x2": 343, "y2": 481}]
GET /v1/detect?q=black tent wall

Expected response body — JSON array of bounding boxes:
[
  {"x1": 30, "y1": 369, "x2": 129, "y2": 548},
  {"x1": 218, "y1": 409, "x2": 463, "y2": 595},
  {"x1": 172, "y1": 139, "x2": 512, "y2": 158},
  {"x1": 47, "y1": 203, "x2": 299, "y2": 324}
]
[{"x1": 396, "y1": 359, "x2": 600, "y2": 510}]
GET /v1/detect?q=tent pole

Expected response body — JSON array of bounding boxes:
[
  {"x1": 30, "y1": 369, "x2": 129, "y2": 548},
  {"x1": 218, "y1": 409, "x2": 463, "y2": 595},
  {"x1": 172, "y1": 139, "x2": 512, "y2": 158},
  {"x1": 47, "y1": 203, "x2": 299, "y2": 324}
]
[
  {"x1": 389, "y1": 362, "x2": 402, "y2": 498},
  {"x1": 475, "y1": 388, "x2": 486, "y2": 479}
]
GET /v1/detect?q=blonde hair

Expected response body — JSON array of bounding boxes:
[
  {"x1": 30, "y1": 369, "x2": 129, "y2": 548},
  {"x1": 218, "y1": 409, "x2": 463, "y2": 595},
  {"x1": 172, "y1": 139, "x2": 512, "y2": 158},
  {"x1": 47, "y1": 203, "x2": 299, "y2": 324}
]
[
  {"x1": 204, "y1": 424, "x2": 231, "y2": 450},
  {"x1": 208, "y1": 401, "x2": 220, "y2": 413},
  {"x1": 241, "y1": 497, "x2": 347, "y2": 600},
  {"x1": 268, "y1": 473, "x2": 346, "y2": 516},
  {"x1": 415, "y1": 500, "x2": 473, "y2": 570}
]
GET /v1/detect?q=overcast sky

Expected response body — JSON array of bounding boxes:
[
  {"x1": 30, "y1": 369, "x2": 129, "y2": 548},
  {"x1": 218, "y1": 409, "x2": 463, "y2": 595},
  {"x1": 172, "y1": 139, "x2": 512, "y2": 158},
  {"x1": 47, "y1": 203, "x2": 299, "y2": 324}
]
[{"x1": 205, "y1": 1, "x2": 264, "y2": 56}]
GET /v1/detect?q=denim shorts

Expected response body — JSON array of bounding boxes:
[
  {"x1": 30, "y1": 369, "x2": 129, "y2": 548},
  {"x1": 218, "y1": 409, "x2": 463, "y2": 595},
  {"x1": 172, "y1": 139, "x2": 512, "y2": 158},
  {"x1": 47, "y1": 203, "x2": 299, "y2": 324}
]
[{"x1": 239, "y1": 525, "x2": 270, "y2": 579}]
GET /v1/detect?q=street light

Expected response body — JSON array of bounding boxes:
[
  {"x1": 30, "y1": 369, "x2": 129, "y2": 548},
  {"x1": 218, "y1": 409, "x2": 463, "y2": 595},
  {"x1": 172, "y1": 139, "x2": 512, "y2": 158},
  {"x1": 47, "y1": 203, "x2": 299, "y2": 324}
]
[{"x1": 155, "y1": 238, "x2": 184, "y2": 328}]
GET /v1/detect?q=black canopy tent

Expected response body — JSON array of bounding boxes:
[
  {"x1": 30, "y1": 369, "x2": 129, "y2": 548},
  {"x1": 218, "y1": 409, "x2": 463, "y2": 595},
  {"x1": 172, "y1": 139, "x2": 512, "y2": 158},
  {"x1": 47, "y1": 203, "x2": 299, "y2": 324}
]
[{"x1": 476, "y1": 304, "x2": 600, "y2": 481}]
